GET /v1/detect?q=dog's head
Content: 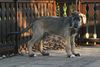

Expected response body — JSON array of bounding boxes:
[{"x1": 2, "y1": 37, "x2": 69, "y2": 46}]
[{"x1": 71, "y1": 11, "x2": 82, "y2": 28}]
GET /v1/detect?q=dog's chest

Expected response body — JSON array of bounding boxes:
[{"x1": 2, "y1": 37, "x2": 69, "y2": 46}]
[{"x1": 70, "y1": 28, "x2": 78, "y2": 35}]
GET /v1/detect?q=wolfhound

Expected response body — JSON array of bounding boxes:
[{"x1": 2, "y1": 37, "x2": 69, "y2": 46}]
[{"x1": 24, "y1": 11, "x2": 82, "y2": 58}]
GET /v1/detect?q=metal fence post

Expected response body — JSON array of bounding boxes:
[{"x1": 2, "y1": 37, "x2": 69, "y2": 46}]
[
  {"x1": 85, "y1": 3, "x2": 89, "y2": 45},
  {"x1": 93, "y1": 3, "x2": 97, "y2": 45},
  {"x1": 14, "y1": 0, "x2": 18, "y2": 54}
]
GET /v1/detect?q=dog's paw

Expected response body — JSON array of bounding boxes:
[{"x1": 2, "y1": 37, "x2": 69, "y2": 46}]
[
  {"x1": 41, "y1": 52, "x2": 50, "y2": 56},
  {"x1": 67, "y1": 54, "x2": 76, "y2": 58},
  {"x1": 74, "y1": 53, "x2": 80, "y2": 57},
  {"x1": 28, "y1": 54, "x2": 36, "y2": 57}
]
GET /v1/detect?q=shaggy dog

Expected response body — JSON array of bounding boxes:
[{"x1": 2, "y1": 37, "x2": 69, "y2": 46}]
[{"x1": 25, "y1": 11, "x2": 81, "y2": 58}]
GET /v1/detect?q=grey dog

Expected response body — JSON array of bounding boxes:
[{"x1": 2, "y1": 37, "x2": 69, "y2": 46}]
[{"x1": 24, "y1": 11, "x2": 81, "y2": 58}]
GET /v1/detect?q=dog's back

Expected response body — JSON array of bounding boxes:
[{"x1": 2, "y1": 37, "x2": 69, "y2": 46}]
[{"x1": 32, "y1": 16, "x2": 72, "y2": 36}]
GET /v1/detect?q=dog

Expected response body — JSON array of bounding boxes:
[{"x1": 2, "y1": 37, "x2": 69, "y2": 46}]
[{"x1": 25, "y1": 11, "x2": 81, "y2": 58}]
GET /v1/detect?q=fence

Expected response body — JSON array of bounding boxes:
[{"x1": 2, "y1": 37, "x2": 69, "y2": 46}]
[
  {"x1": 77, "y1": 1, "x2": 100, "y2": 45},
  {"x1": 55, "y1": 1, "x2": 100, "y2": 45},
  {"x1": 0, "y1": 0, "x2": 100, "y2": 57},
  {"x1": 0, "y1": 0, "x2": 56, "y2": 57},
  {"x1": 56, "y1": 0, "x2": 76, "y2": 16}
]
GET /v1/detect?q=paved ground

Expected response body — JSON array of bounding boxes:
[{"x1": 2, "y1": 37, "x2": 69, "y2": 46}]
[{"x1": 0, "y1": 46, "x2": 100, "y2": 67}]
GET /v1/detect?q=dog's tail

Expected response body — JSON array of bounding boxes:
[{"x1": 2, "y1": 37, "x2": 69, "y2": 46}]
[
  {"x1": 20, "y1": 22, "x2": 33, "y2": 34},
  {"x1": 7, "y1": 22, "x2": 34, "y2": 37},
  {"x1": 7, "y1": 17, "x2": 38, "y2": 37}
]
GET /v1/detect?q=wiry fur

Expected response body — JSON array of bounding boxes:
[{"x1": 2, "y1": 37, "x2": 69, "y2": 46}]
[{"x1": 26, "y1": 11, "x2": 81, "y2": 57}]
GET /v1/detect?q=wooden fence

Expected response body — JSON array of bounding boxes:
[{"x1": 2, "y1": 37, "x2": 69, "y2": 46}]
[
  {"x1": 0, "y1": 0, "x2": 56, "y2": 56},
  {"x1": 77, "y1": 1, "x2": 100, "y2": 45}
]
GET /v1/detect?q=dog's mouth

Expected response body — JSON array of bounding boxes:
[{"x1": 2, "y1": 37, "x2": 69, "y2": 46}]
[
  {"x1": 74, "y1": 24, "x2": 78, "y2": 28},
  {"x1": 74, "y1": 21, "x2": 81, "y2": 28}
]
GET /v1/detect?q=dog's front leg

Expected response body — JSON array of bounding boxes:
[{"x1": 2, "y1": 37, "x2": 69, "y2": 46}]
[
  {"x1": 71, "y1": 34, "x2": 80, "y2": 57},
  {"x1": 64, "y1": 36, "x2": 75, "y2": 58}
]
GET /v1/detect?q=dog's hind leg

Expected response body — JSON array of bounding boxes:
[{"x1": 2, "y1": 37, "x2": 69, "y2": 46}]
[
  {"x1": 27, "y1": 34, "x2": 43, "y2": 57},
  {"x1": 27, "y1": 27, "x2": 44, "y2": 57}
]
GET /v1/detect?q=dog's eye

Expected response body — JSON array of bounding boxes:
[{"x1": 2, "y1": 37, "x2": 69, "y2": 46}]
[{"x1": 73, "y1": 17, "x2": 80, "y2": 21}]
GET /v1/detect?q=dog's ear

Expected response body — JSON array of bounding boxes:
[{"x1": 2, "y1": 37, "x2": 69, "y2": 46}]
[{"x1": 79, "y1": 13, "x2": 86, "y2": 24}]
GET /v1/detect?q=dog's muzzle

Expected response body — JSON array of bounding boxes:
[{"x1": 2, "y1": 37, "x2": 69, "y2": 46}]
[
  {"x1": 74, "y1": 24, "x2": 78, "y2": 28},
  {"x1": 74, "y1": 21, "x2": 81, "y2": 28}
]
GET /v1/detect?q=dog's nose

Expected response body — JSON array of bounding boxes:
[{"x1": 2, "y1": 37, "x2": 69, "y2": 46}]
[{"x1": 74, "y1": 24, "x2": 78, "y2": 28}]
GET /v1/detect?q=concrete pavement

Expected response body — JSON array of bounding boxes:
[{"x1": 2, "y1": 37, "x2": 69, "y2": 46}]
[{"x1": 0, "y1": 46, "x2": 100, "y2": 67}]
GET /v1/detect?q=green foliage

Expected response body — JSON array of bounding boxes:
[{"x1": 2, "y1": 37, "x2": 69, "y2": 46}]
[
  {"x1": 56, "y1": 1, "x2": 76, "y2": 16},
  {"x1": 56, "y1": 2, "x2": 60, "y2": 16},
  {"x1": 63, "y1": 3, "x2": 67, "y2": 16}
]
